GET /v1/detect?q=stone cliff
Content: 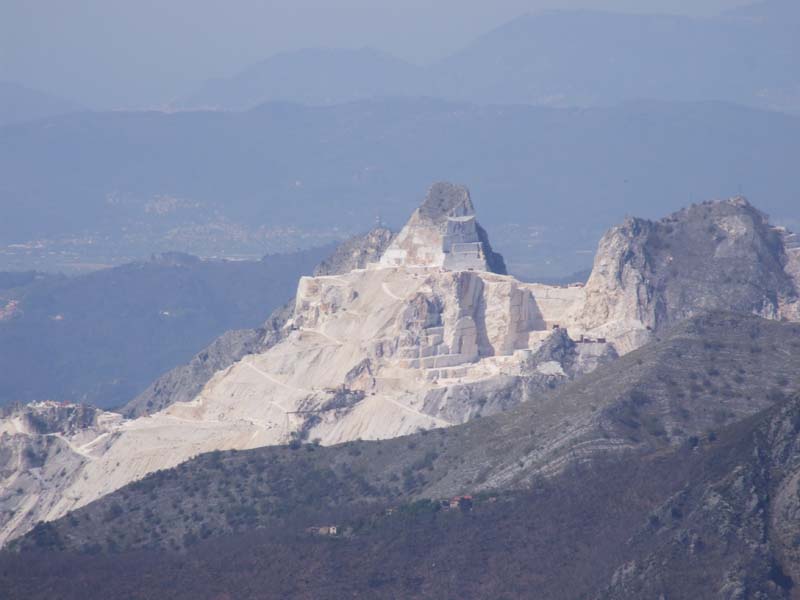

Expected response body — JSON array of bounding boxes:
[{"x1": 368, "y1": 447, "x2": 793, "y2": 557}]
[
  {"x1": 569, "y1": 197, "x2": 800, "y2": 352},
  {"x1": 380, "y1": 183, "x2": 506, "y2": 273},
  {"x1": 314, "y1": 227, "x2": 395, "y2": 276}
]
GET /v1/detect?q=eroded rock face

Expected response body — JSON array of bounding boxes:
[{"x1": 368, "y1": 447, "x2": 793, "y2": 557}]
[
  {"x1": 569, "y1": 198, "x2": 800, "y2": 352},
  {"x1": 314, "y1": 227, "x2": 395, "y2": 277},
  {"x1": 0, "y1": 402, "x2": 100, "y2": 437},
  {"x1": 777, "y1": 226, "x2": 800, "y2": 320},
  {"x1": 379, "y1": 182, "x2": 506, "y2": 273},
  {"x1": 0, "y1": 402, "x2": 122, "y2": 546}
]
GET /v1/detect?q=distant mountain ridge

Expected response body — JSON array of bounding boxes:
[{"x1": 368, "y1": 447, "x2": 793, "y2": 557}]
[
  {"x1": 431, "y1": 6, "x2": 798, "y2": 112},
  {"x1": 3, "y1": 98, "x2": 799, "y2": 279},
  {"x1": 180, "y1": 1, "x2": 800, "y2": 114},
  {"x1": 0, "y1": 247, "x2": 330, "y2": 410},
  {"x1": 178, "y1": 48, "x2": 421, "y2": 110},
  {"x1": 0, "y1": 82, "x2": 81, "y2": 128},
  {"x1": 725, "y1": 0, "x2": 800, "y2": 20}
]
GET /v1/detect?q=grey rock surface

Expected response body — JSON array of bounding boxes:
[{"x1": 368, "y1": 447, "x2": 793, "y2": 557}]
[
  {"x1": 572, "y1": 197, "x2": 800, "y2": 352},
  {"x1": 313, "y1": 227, "x2": 394, "y2": 276},
  {"x1": 379, "y1": 182, "x2": 507, "y2": 274}
]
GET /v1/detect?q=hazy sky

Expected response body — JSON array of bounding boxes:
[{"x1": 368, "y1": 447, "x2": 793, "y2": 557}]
[{"x1": 1, "y1": 0, "x2": 755, "y2": 108}]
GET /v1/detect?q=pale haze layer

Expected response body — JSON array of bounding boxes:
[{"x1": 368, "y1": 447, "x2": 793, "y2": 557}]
[{"x1": 1, "y1": 0, "x2": 753, "y2": 108}]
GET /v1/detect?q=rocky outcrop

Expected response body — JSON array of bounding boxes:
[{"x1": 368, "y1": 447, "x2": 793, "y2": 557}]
[
  {"x1": 0, "y1": 402, "x2": 103, "y2": 437},
  {"x1": 776, "y1": 225, "x2": 800, "y2": 320},
  {"x1": 123, "y1": 227, "x2": 396, "y2": 418},
  {"x1": 313, "y1": 227, "x2": 395, "y2": 276},
  {"x1": 569, "y1": 197, "x2": 800, "y2": 352},
  {"x1": 379, "y1": 182, "x2": 506, "y2": 273},
  {"x1": 0, "y1": 402, "x2": 123, "y2": 546}
]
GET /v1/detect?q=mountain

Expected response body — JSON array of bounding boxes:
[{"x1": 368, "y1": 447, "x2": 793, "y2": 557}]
[
  {"x1": 1, "y1": 187, "x2": 798, "y2": 548},
  {"x1": 0, "y1": 82, "x2": 81, "y2": 128},
  {"x1": 179, "y1": 48, "x2": 422, "y2": 110},
  {"x1": 2, "y1": 99, "x2": 799, "y2": 279},
  {"x1": 179, "y1": 2, "x2": 800, "y2": 114},
  {"x1": 569, "y1": 197, "x2": 800, "y2": 351},
  {"x1": 123, "y1": 227, "x2": 395, "y2": 418},
  {"x1": 5, "y1": 317, "x2": 800, "y2": 598},
  {"x1": 0, "y1": 183, "x2": 609, "y2": 545},
  {"x1": 433, "y1": 6, "x2": 799, "y2": 113},
  {"x1": 725, "y1": 0, "x2": 800, "y2": 21},
  {"x1": 0, "y1": 247, "x2": 330, "y2": 409}
]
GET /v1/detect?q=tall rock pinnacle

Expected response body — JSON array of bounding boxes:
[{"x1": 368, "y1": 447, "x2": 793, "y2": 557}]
[{"x1": 379, "y1": 182, "x2": 506, "y2": 274}]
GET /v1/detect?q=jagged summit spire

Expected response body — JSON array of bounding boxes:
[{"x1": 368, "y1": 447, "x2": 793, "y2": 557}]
[
  {"x1": 379, "y1": 182, "x2": 506, "y2": 274},
  {"x1": 417, "y1": 182, "x2": 475, "y2": 224}
]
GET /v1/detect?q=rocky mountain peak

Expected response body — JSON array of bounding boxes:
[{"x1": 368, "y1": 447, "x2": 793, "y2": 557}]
[
  {"x1": 417, "y1": 182, "x2": 475, "y2": 223},
  {"x1": 726, "y1": 194, "x2": 753, "y2": 209},
  {"x1": 571, "y1": 197, "x2": 800, "y2": 351},
  {"x1": 379, "y1": 182, "x2": 506, "y2": 274},
  {"x1": 1, "y1": 401, "x2": 103, "y2": 437}
]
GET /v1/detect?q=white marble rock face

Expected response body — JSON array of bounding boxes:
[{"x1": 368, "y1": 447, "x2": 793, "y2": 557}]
[
  {"x1": 379, "y1": 182, "x2": 493, "y2": 272},
  {"x1": 3, "y1": 188, "x2": 799, "y2": 548},
  {"x1": 0, "y1": 183, "x2": 598, "y2": 546}
]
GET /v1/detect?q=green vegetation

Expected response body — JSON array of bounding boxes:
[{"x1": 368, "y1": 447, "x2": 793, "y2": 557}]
[
  {"x1": 4, "y1": 394, "x2": 799, "y2": 599},
  {"x1": 0, "y1": 246, "x2": 328, "y2": 409}
]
